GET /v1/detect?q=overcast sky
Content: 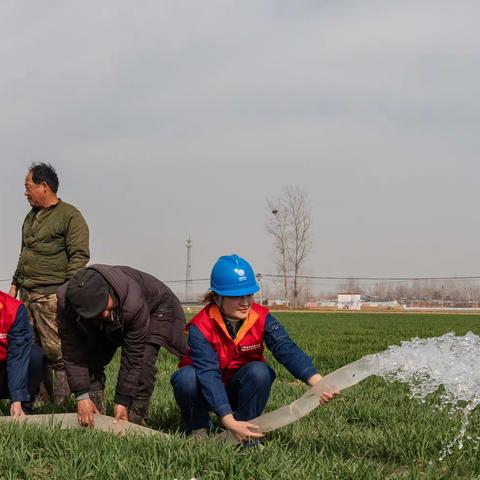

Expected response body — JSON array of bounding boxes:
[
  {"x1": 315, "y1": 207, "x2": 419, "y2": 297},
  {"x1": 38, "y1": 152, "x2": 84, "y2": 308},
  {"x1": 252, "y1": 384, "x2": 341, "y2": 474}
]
[{"x1": 1, "y1": 0, "x2": 479, "y2": 293}]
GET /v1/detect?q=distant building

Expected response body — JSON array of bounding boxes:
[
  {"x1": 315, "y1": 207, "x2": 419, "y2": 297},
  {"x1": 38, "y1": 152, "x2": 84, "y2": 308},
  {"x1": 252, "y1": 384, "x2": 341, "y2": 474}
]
[
  {"x1": 320, "y1": 300, "x2": 337, "y2": 308},
  {"x1": 362, "y1": 300, "x2": 400, "y2": 309},
  {"x1": 337, "y1": 293, "x2": 361, "y2": 310},
  {"x1": 305, "y1": 300, "x2": 336, "y2": 308},
  {"x1": 267, "y1": 298, "x2": 290, "y2": 307}
]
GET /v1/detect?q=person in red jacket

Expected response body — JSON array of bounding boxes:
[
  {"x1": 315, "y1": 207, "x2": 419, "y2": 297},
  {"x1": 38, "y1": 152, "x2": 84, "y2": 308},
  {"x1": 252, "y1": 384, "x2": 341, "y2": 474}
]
[
  {"x1": 0, "y1": 291, "x2": 45, "y2": 415},
  {"x1": 171, "y1": 254, "x2": 337, "y2": 443}
]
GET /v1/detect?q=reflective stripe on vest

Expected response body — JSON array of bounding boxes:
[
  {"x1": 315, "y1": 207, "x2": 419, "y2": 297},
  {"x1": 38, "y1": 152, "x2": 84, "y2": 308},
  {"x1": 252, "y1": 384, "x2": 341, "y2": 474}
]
[{"x1": 179, "y1": 303, "x2": 269, "y2": 383}]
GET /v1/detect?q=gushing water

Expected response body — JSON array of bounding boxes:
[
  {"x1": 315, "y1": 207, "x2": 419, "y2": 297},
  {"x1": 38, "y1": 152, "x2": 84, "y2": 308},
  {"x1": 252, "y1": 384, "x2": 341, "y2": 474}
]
[{"x1": 372, "y1": 331, "x2": 480, "y2": 459}]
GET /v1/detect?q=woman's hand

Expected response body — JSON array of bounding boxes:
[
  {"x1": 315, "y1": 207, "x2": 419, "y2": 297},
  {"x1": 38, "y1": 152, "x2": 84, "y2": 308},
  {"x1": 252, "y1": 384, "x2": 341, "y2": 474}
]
[
  {"x1": 319, "y1": 390, "x2": 339, "y2": 405},
  {"x1": 10, "y1": 401, "x2": 25, "y2": 417},
  {"x1": 221, "y1": 414, "x2": 264, "y2": 442},
  {"x1": 307, "y1": 374, "x2": 341, "y2": 405}
]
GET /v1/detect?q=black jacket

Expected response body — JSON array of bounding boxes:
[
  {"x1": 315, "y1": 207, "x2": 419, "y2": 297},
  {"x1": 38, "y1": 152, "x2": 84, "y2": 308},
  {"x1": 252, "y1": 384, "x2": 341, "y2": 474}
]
[{"x1": 57, "y1": 264, "x2": 186, "y2": 403}]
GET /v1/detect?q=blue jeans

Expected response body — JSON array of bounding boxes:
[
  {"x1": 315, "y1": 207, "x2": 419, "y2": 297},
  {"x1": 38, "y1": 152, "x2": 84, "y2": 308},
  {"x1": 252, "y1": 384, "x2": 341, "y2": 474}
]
[{"x1": 171, "y1": 361, "x2": 276, "y2": 433}]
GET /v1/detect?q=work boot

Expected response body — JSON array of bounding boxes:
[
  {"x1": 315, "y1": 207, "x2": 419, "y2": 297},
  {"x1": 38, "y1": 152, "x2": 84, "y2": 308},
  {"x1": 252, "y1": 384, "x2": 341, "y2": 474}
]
[
  {"x1": 188, "y1": 428, "x2": 209, "y2": 440},
  {"x1": 34, "y1": 383, "x2": 52, "y2": 406},
  {"x1": 21, "y1": 400, "x2": 34, "y2": 415},
  {"x1": 53, "y1": 369, "x2": 71, "y2": 405},
  {"x1": 89, "y1": 390, "x2": 106, "y2": 415},
  {"x1": 42, "y1": 365, "x2": 54, "y2": 400},
  {"x1": 240, "y1": 438, "x2": 264, "y2": 449},
  {"x1": 34, "y1": 364, "x2": 54, "y2": 406},
  {"x1": 128, "y1": 398, "x2": 150, "y2": 426}
]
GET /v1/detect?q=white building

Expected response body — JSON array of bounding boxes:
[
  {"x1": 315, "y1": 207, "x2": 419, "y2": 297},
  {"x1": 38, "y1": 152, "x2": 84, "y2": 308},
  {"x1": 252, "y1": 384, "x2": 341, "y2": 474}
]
[
  {"x1": 337, "y1": 293, "x2": 362, "y2": 310},
  {"x1": 267, "y1": 298, "x2": 290, "y2": 307}
]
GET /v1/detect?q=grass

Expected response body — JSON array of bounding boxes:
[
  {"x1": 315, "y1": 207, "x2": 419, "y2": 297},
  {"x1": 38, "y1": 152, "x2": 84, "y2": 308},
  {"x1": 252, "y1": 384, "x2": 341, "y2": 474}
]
[{"x1": 1, "y1": 312, "x2": 479, "y2": 479}]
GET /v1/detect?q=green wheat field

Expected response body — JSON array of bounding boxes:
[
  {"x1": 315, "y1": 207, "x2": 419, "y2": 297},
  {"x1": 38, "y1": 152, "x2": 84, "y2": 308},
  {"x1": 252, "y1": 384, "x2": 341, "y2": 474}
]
[{"x1": 1, "y1": 312, "x2": 479, "y2": 480}]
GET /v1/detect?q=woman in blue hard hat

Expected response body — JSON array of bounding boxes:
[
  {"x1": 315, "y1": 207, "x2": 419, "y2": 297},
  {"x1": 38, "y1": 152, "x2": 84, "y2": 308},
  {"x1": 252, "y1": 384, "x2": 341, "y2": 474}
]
[{"x1": 171, "y1": 254, "x2": 337, "y2": 442}]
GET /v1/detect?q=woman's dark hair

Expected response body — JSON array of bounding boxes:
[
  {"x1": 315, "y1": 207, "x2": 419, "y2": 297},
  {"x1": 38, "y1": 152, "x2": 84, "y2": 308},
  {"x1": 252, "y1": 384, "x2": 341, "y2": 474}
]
[
  {"x1": 29, "y1": 162, "x2": 59, "y2": 193},
  {"x1": 203, "y1": 290, "x2": 217, "y2": 304}
]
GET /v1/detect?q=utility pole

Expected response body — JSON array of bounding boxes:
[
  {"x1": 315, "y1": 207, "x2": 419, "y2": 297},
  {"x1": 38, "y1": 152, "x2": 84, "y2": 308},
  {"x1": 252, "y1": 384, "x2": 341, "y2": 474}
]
[
  {"x1": 270, "y1": 208, "x2": 288, "y2": 305},
  {"x1": 185, "y1": 237, "x2": 192, "y2": 303}
]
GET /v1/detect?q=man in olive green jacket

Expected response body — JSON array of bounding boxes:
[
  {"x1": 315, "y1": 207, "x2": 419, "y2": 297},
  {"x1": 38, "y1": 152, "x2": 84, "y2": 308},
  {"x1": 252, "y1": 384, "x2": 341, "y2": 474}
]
[{"x1": 9, "y1": 163, "x2": 90, "y2": 404}]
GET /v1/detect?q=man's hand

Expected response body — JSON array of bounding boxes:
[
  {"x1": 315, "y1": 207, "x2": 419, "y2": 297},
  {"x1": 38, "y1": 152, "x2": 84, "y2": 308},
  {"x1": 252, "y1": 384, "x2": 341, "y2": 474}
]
[
  {"x1": 10, "y1": 401, "x2": 25, "y2": 417},
  {"x1": 221, "y1": 413, "x2": 264, "y2": 442},
  {"x1": 308, "y1": 373, "x2": 341, "y2": 405},
  {"x1": 77, "y1": 399, "x2": 99, "y2": 427},
  {"x1": 113, "y1": 404, "x2": 128, "y2": 423},
  {"x1": 8, "y1": 285, "x2": 17, "y2": 299}
]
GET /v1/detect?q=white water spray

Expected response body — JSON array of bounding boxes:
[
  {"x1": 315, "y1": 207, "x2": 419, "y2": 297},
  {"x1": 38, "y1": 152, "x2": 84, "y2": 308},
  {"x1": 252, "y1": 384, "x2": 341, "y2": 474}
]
[{"x1": 373, "y1": 331, "x2": 480, "y2": 459}]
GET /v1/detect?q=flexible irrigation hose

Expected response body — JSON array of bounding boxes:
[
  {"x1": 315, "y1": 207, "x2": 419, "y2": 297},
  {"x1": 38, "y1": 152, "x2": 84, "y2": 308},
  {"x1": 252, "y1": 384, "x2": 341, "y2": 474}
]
[
  {"x1": 0, "y1": 413, "x2": 166, "y2": 437},
  {"x1": 218, "y1": 355, "x2": 376, "y2": 443},
  {"x1": 0, "y1": 357, "x2": 376, "y2": 442}
]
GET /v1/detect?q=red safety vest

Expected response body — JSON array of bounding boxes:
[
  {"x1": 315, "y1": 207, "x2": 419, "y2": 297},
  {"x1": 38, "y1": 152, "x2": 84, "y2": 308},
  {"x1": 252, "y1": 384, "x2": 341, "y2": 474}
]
[
  {"x1": 0, "y1": 292, "x2": 21, "y2": 362},
  {"x1": 179, "y1": 303, "x2": 269, "y2": 383}
]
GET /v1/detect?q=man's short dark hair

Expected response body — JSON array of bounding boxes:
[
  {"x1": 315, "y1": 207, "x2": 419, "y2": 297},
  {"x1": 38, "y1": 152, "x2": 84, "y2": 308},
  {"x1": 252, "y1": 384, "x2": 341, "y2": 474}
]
[{"x1": 29, "y1": 162, "x2": 59, "y2": 193}]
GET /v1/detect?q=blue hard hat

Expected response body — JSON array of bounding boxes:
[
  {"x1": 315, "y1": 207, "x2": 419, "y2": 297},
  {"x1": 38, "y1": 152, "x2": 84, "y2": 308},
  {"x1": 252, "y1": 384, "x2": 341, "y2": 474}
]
[{"x1": 210, "y1": 254, "x2": 260, "y2": 296}]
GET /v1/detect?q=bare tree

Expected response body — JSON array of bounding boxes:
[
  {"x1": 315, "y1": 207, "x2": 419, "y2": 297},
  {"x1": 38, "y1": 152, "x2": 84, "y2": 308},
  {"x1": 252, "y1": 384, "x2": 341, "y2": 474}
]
[
  {"x1": 285, "y1": 186, "x2": 312, "y2": 307},
  {"x1": 266, "y1": 185, "x2": 313, "y2": 308}
]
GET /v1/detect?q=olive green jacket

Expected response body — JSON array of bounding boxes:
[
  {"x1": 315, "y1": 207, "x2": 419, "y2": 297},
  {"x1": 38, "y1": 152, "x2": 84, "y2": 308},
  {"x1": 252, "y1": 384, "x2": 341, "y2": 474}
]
[{"x1": 12, "y1": 200, "x2": 90, "y2": 293}]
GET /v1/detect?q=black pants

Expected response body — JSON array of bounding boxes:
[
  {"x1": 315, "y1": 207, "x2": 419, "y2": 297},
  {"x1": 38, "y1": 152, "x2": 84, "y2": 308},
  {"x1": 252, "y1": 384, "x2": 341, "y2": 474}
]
[
  {"x1": 0, "y1": 344, "x2": 46, "y2": 412},
  {"x1": 88, "y1": 340, "x2": 161, "y2": 402}
]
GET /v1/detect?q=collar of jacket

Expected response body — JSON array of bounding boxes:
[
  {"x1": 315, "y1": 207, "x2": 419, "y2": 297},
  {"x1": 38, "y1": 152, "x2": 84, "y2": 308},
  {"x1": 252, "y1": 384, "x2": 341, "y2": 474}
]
[{"x1": 208, "y1": 304, "x2": 260, "y2": 346}]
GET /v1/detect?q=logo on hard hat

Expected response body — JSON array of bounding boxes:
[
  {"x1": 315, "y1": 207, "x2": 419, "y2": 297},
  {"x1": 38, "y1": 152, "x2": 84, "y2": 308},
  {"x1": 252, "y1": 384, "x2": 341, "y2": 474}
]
[{"x1": 234, "y1": 268, "x2": 247, "y2": 281}]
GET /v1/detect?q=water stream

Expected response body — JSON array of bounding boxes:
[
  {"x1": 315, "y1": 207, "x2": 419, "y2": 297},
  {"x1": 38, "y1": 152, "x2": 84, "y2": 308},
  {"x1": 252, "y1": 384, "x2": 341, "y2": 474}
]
[{"x1": 373, "y1": 331, "x2": 480, "y2": 459}]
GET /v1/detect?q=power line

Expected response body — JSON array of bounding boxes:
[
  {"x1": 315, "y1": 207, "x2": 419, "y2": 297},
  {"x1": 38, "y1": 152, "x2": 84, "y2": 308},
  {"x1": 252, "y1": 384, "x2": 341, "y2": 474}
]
[
  {"x1": 164, "y1": 278, "x2": 209, "y2": 284},
  {"x1": 162, "y1": 274, "x2": 480, "y2": 284},
  {"x1": 261, "y1": 274, "x2": 480, "y2": 281},
  {"x1": 184, "y1": 237, "x2": 193, "y2": 302}
]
